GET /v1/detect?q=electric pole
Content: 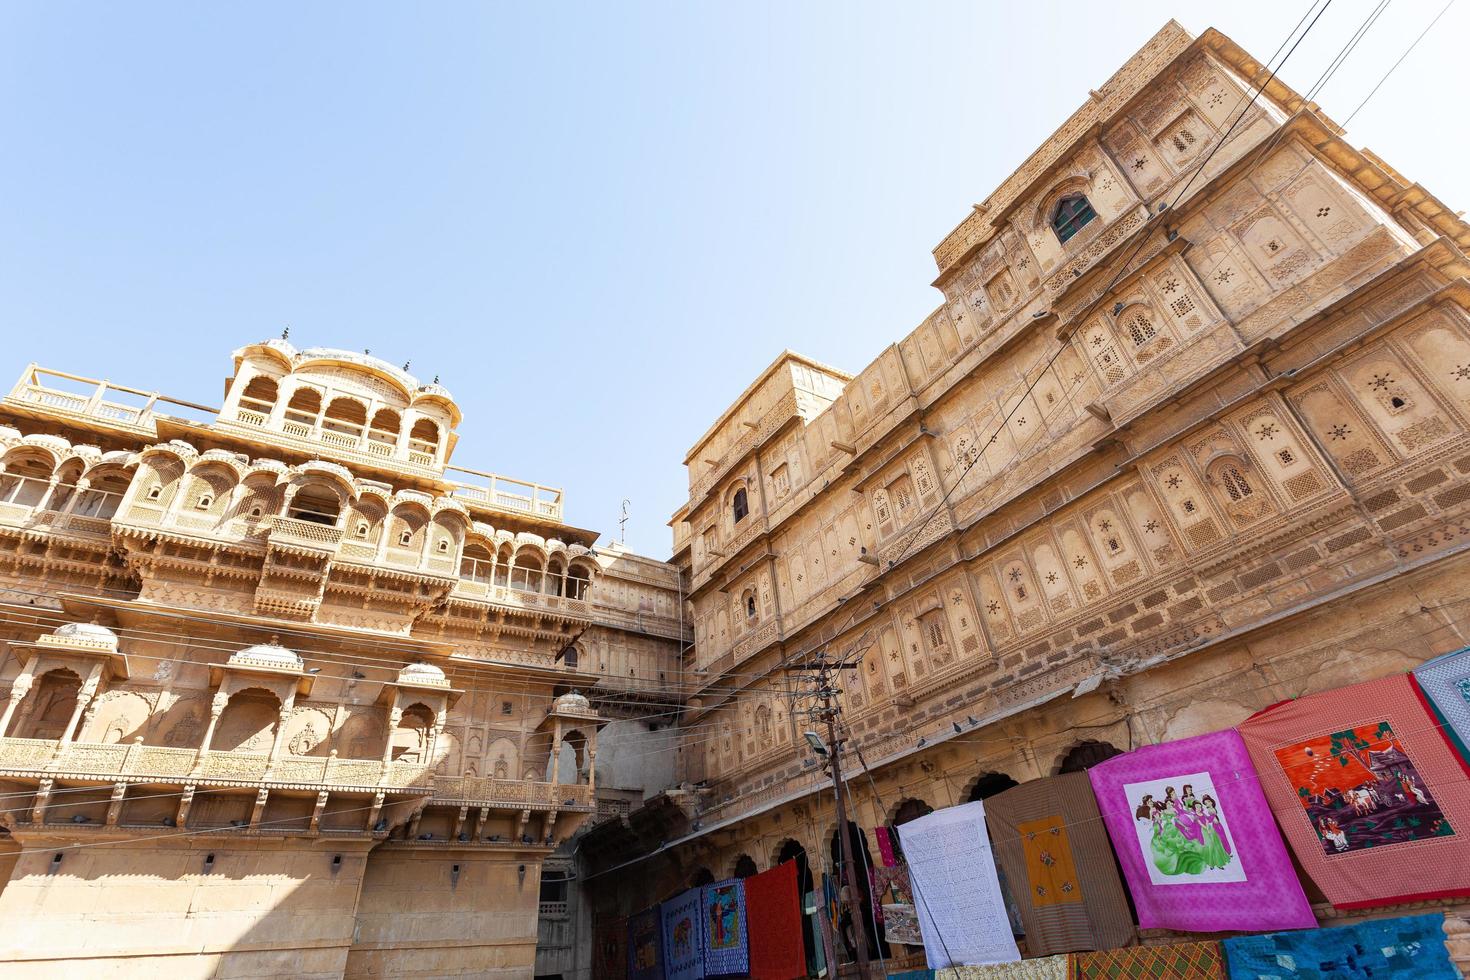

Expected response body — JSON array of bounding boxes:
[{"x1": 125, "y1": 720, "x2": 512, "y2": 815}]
[{"x1": 790, "y1": 651, "x2": 873, "y2": 979}]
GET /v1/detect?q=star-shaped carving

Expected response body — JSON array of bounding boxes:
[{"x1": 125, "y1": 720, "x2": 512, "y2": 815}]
[
  {"x1": 1008, "y1": 568, "x2": 1022, "y2": 582},
  {"x1": 1214, "y1": 268, "x2": 1234, "y2": 284},
  {"x1": 1045, "y1": 572, "x2": 1058, "y2": 584},
  {"x1": 1162, "y1": 278, "x2": 1179, "y2": 294},
  {"x1": 986, "y1": 600, "x2": 1000, "y2": 614},
  {"x1": 1073, "y1": 555, "x2": 1088, "y2": 569},
  {"x1": 1454, "y1": 364, "x2": 1470, "y2": 382},
  {"x1": 1090, "y1": 334, "x2": 1104, "y2": 347},
  {"x1": 1369, "y1": 372, "x2": 1393, "y2": 391},
  {"x1": 1328, "y1": 424, "x2": 1351, "y2": 441},
  {"x1": 1165, "y1": 473, "x2": 1182, "y2": 489},
  {"x1": 1098, "y1": 519, "x2": 1112, "y2": 532},
  {"x1": 1144, "y1": 519, "x2": 1159, "y2": 533},
  {"x1": 1132, "y1": 156, "x2": 1146, "y2": 170},
  {"x1": 1256, "y1": 423, "x2": 1278, "y2": 440}
]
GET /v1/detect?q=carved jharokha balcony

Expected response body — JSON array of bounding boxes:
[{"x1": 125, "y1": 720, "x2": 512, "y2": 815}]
[{"x1": 0, "y1": 736, "x2": 592, "y2": 810}]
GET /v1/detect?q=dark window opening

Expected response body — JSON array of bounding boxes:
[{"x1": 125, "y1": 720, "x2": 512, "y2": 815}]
[
  {"x1": 1052, "y1": 194, "x2": 1098, "y2": 244},
  {"x1": 732, "y1": 487, "x2": 749, "y2": 523}
]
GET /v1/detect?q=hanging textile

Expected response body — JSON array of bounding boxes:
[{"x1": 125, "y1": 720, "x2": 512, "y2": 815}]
[
  {"x1": 983, "y1": 772, "x2": 1135, "y2": 955},
  {"x1": 935, "y1": 954, "x2": 1069, "y2": 978},
  {"x1": 803, "y1": 888, "x2": 829, "y2": 978},
  {"x1": 1088, "y1": 728, "x2": 1315, "y2": 932},
  {"x1": 877, "y1": 825, "x2": 899, "y2": 867},
  {"x1": 883, "y1": 903, "x2": 924, "y2": 945},
  {"x1": 1412, "y1": 645, "x2": 1470, "y2": 775},
  {"x1": 597, "y1": 914, "x2": 629, "y2": 980},
  {"x1": 628, "y1": 904, "x2": 665, "y2": 980},
  {"x1": 1221, "y1": 912, "x2": 1458, "y2": 979},
  {"x1": 1072, "y1": 940, "x2": 1225, "y2": 979},
  {"x1": 700, "y1": 878, "x2": 749, "y2": 977},
  {"x1": 744, "y1": 861, "x2": 805, "y2": 980},
  {"x1": 1237, "y1": 672, "x2": 1470, "y2": 909},
  {"x1": 898, "y1": 800, "x2": 1022, "y2": 968},
  {"x1": 662, "y1": 887, "x2": 706, "y2": 980},
  {"x1": 887, "y1": 972, "x2": 936, "y2": 980}
]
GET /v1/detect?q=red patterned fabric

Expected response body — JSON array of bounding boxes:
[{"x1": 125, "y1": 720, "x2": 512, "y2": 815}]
[
  {"x1": 1238, "y1": 672, "x2": 1470, "y2": 909},
  {"x1": 744, "y1": 861, "x2": 806, "y2": 980}
]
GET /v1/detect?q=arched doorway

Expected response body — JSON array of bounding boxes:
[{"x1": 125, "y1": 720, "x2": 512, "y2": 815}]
[
  {"x1": 828, "y1": 821, "x2": 888, "y2": 963},
  {"x1": 967, "y1": 772, "x2": 1019, "y2": 801},
  {"x1": 966, "y1": 772, "x2": 1025, "y2": 939},
  {"x1": 732, "y1": 854, "x2": 757, "y2": 879},
  {"x1": 1057, "y1": 740, "x2": 1123, "y2": 774},
  {"x1": 776, "y1": 838, "x2": 816, "y2": 972}
]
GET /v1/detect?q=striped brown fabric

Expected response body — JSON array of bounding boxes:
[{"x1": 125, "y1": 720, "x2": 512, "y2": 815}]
[{"x1": 984, "y1": 772, "x2": 1136, "y2": 956}]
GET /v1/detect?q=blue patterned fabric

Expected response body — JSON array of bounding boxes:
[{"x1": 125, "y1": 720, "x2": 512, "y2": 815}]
[
  {"x1": 1222, "y1": 913, "x2": 1456, "y2": 979},
  {"x1": 1414, "y1": 646, "x2": 1470, "y2": 765},
  {"x1": 700, "y1": 877, "x2": 749, "y2": 977},
  {"x1": 662, "y1": 887, "x2": 705, "y2": 980},
  {"x1": 628, "y1": 904, "x2": 665, "y2": 980}
]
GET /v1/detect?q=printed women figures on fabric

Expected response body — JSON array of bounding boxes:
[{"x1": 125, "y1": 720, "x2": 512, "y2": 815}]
[
  {"x1": 1088, "y1": 729, "x2": 1315, "y2": 933},
  {"x1": 1124, "y1": 773, "x2": 1244, "y2": 885},
  {"x1": 1273, "y1": 721, "x2": 1453, "y2": 857}
]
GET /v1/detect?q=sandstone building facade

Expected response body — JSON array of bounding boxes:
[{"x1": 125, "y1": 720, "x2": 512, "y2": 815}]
[
  {"x1": 580, "y1": 20, "x2": 1470, "y2": 974},
  {"x1": 0, "y1": 343, "x2": 688, "y2": 977}
]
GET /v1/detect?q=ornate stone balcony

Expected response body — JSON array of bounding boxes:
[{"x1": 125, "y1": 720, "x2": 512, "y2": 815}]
[
  {"x1": 428, "y1": 776, "x2": 594, "y2": 809},
  {"x1": 446, "y1": 466, "x2": 563, "y2": 522},
  {"x1": 0, "y1": 736, "x2": 591, "y2": 810},
  {"x1": 267, "y1": 515, "x2": 345, "y2": 553},
  {"x1": 0, "y1": 736, "x2": 421, "y2": 791}
]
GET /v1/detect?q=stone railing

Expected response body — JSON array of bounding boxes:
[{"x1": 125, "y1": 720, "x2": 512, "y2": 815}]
[
  {"x1": 268, "y1": 515, "x2": 344, "y2": 551},
  {"x1": 449, "y1": 580, "x2": 594, "y2": 621},
  {"x1": 0, "y1": 738, "x2": 422, "y2": 790},
  {"x1": 446, "y1": 467, "x2": 564, "y2": 521},
  {"x1": 429, "y1": 776, "x2": 594, "y2": 808}
]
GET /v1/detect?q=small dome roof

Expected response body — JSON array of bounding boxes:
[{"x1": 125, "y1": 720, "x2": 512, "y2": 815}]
[
  {"x1": 553, "y1": 691, "x2": 592, "y2": 713},
  {"x1": 397, "y1": 661, "x2": 450, "y2": 688},
  {"x1": 53, "y1": 622, "x2": 119, "y2": 649},
  {"x1": 228, "y1": 642, "x2": 304, "y2": 671}
]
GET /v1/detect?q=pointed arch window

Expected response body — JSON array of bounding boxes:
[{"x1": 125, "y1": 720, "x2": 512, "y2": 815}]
[
  {"x1": 1052, "y1": 194, "x2": 1098, "y2": 244},
  {"x1": 1220, "y1": 464, "x2": 1252, "y2": 501},
  {"x1": 732, "y1": 487, "x2": 749, "y2": 523}
]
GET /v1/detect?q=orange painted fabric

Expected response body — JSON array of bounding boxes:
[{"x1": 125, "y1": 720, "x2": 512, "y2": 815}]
[{"x1": 1238, "y1": 672, "x2": 1470, "y2": 909}]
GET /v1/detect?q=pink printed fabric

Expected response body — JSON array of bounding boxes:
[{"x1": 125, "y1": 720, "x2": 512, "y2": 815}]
[
  {"x1": 1087, "y1": 728, "x2": 1316, "y2": 933},
  {"x1": 876, "y1": 826, "x2": 897, "y2": 868}
]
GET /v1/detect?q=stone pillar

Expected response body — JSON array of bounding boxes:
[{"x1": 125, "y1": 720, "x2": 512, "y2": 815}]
[
  {"x1": 196, "y1": 691, "x2": 231, "y2": 759},
  {"x1": 58, "y1": 690, "x2": 93, "y2": 746},
  {"x1": 59, "y1": 478, "x2": 90, "y2": 516},
  {"x1": 428, "y1": 706, "x2": 448, "y2": 769},
  {"x1": 266, "y1": 699, "x2": 295, "y2": 764},
  {"x1": 0, "y1": 671, "x2": 35, "y2": 736},
  {"x1": 382, "y1": 702, "x2": 403, "y2": 766},
  {"x1": 35, "y1": 475, "x2": 62, "y2": 512},
  {"x1": 549, "y1": 721, "x2": 563, "y2": 787},
  {"x1": 588, "y1": 728, "x2": 599, "y2": 790}
]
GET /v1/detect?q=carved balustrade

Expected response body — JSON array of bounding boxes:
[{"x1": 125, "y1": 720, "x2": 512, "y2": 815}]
[{"x1": 0, "y1": 737, "x2": 587, "y2": 811}]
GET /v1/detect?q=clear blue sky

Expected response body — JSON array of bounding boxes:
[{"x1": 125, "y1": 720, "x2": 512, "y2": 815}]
[{"x1": 2, "y1": 2, "x2": 1464, "y2": 556}]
